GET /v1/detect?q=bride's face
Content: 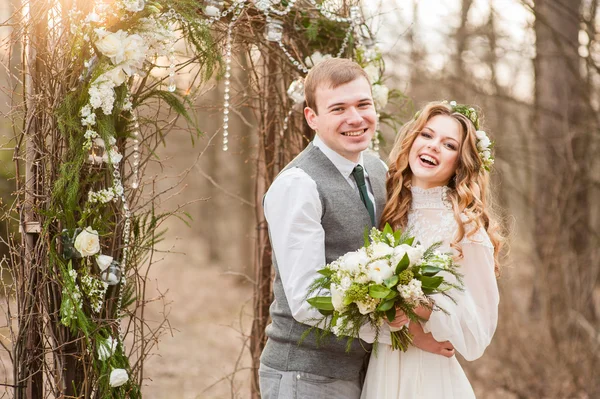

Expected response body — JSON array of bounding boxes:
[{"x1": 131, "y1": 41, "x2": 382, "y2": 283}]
[{"x1": 408, "y1": 114, "x2": 462, "y2": 189}]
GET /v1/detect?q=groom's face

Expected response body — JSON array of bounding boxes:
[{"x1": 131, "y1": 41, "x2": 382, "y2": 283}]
[{"x1": 304, "y1": 77, "x2": 377, "y2": 163}]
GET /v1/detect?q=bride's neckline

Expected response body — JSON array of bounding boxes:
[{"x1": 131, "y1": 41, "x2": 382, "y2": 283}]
[{"x1": 410, "y1": 186, "x2": 451, "y2": 210}]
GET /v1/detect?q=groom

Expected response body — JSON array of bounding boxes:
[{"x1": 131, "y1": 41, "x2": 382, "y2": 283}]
[{"x1": 259, "y1": 58, "x2": 453, "y2": 399}]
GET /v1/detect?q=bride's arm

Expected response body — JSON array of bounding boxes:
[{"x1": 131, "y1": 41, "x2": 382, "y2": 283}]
[{"x1": 422, "y1": 231, "x2": 499, "y2": 361}]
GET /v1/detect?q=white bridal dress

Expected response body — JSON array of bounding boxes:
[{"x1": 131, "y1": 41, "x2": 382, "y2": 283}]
[{"x1": 361, "y1": 186, "x2": 499, "y2": 399}]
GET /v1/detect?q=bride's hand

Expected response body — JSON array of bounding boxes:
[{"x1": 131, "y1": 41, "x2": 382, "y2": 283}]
[
  {"x1": 385, "y1": 307, "x2": 409, "y2": 331},
  {"x1": 409, "y1": 321, "x2": 455, "y2": 358}
]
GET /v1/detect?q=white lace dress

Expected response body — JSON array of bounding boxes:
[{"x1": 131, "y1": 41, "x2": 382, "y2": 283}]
[{"x1": 361, "y1": 186, "x2": 499, "y2": 399}]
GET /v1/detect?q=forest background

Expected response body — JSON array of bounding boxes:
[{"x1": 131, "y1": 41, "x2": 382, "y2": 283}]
[{"x1": 0, "y1": 0, "x2": 598, "y2": 398}]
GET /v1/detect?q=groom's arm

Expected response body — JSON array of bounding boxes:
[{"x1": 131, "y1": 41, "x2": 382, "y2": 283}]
[{"x1": 264, "y1": 168, "x2": 330, "y2": 327}]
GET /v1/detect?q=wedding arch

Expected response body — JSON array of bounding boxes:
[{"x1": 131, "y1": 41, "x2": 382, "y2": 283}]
[{"x1": 5, "y1": 0, "x2": 396, "y2": 397}]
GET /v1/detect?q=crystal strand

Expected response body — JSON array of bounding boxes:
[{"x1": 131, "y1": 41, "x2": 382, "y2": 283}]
[
  {"x1": 336, "y1": 25, "x2": 354, "y2": 57},
  {"x1": 307, "y1": 0, "x2": 352, "y2": 23},
  {"x1": 222, "y1": 2, "x2": 243, "y2": 151},
  {"x1": 167, "y1": 43, "x2": 176, "y2": 92},
  {"x1": 110, "y1": 166, "x2": 132, "y2": 348},
  {"x1": 130, "y1": 105, "x2": 140, "y2": 190},
  {"x1": 276, "y1": 40, "x2": 309, "y2": 74},
  {"x1": 268, "y1": 0, "x2": 297, "y2": 16}
]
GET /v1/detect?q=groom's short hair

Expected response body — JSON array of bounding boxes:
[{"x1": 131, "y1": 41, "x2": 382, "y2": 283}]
[{"x1": 304, "y1": 58, "x2": 371, "y2": 114}]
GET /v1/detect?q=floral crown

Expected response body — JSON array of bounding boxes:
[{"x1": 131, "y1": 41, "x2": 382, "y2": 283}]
[{"x1": 414, "y1": 101, "x2": 494, "y2": 171}]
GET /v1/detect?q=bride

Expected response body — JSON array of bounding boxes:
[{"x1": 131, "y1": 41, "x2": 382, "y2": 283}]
[{"x1": 361, "y1": 101, "x2": 504, "y2": 399}]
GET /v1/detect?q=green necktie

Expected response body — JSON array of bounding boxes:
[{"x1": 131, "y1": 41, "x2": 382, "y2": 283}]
[{"x1": 352, "y1": 165, "x2": 376, "y2": 226}]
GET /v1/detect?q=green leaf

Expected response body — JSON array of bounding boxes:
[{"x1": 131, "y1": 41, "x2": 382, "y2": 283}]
[
  {"x1": 393, "y1": 229, "x2": 402, "y2": 245},
  {"x1": 386, "y1": 307, "x2": 396, "y2": 322},
  {"x1": 383, "y1": 223, "x2": 393, "y2": 238},
  {"x1": 369, "y1": 284, "x2": 392, "y2": 299},
  {"x1": 364, "y1": 226, "x2": 370, "y2": 247},
  {"x1": 420, "y1": 266, "x2": 444, "y2": 276},
  {"x1": 420, "y1": 275, "x2": 444, "y2": 290},
  {"x1": 307, "y1": 296, "x2": 334, "y2": 311},
  {"x1": 395, "y1": 253, "x2": 410, "y2": 274},
  {"x1": 377, "y1": 299, "x2": 395, "y2": 312},
  {"x1": 402, "y1": 236, "x2": 415, "y2": 246},
  {"x1": 385, "y1": 290, "x2": 398, "y2": 300},
  {"x1": 318, "y1": 309, "x2": 334, "y2": 316},
  {"x1": 384, "y1": 275, "x2": 399, "y2": 288},
  {"x1": 317, "y1": 268, "x2": 333, "y2": 277}
]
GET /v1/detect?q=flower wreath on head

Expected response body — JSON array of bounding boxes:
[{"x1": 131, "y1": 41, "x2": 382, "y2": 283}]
[
  {"x1": 445, "y1": 100, "x2": 494, "y2": 171},
  {"x1": 414, "y1": 101, "x2": 495, "y2": 171}
]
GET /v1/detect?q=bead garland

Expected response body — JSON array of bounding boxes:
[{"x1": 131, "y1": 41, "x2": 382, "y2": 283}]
[
  {"x1": 222, "y1": 2, "x2": 244, "y2": 151},
  {"x1": 129, "y1": 104, "x2": 141, "y2": 189}
]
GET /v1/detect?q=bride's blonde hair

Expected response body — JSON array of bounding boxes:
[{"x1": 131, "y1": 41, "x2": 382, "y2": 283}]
[{"x1": 380, "y1": 101, "x2": 505, "y2": 275}]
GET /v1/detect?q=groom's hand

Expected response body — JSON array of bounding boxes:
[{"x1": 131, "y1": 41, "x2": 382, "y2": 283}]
[{"x1": 409, "y1": 321, "x2": 455, "y2": 358}]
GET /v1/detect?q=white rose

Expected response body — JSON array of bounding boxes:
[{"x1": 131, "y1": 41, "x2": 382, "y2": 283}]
[
  {"x1": 85, "y1": 12, "x2": 100, "y2": 23},
  {"x1": 121, "y1": 34, "x2": 147, "y2": 73},
  {"x1": 356, "y1": 300, "x2": 377, "y2": 315},
  {"x1": 95, "y1": 30, "x2": 127, "y2": 64},
  {"x1": 97, "y1": 336, "x2": 117, "y2": 361},
  {"x1": 367, "y1": 259, "x2": 394, "y2": 284},
  {"x1": 340, "y1": 250, "x2": 369, "y2": 274},
  {"x1": 482, "y1": 150, "x2": 491, "y2": 160},
  {"x1": 101, "y1": 67, "x2": 127, "y2": 86},
  {"x1": 96, "y1": 255, "x2": 113, "y2": 272},
  {"x1": 109, "y1": 368, "x2": 128, "y2": 387},
  {"x1": 477, "y1": 136, "x2": 491, "y2": 151},
  {"x1": 398, "y1": 244, "x2": 425, "y2": 266},
  {"x1": 370, "y1": 242, "x2": 394, "y2": 259},
  {"x1": 103, "y1": 147, "x2": 123, "y2": 165},
  {"x1": 475, "y1": 130, "x2": 487, "y2": 140},
  {"x1": 331, "y1": 284, "x2": 346, "y2": 311},
  {"x1": 363, "y1": 64, "x2": 380, "y2": 84},
  {"x1": 371, "y1": 84, "x2": 389, "y2": 109},
  {"x1": 74, "y1": 227, "x2": 100, "y2": 257}
]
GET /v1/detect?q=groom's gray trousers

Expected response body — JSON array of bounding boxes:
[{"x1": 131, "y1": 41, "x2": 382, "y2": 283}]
[{"x1": 259, "y1": 363, "x2": 361, "y2": 399}]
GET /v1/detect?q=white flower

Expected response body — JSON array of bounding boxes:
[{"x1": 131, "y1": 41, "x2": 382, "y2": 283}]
[
  {"x1": 85, "y1": 12, "x2": 100, "y2": 23},
  {"x1": 339, "y1": 249, "x2": 369, "y2": 274},
  {"x1": 122, "y1": 99, "x2": 133, "y2": 111},
  {"x1": 109, "y1": 368, "x2": 128, "y2": 387},
  {"x1": 96, "y1": 255, "x2": 113, "y2": 272},
  {"x1": 331, "y1": 284, "x2": 346, "y2": 311},
  {"x1": 113, "y1": 181, "x2": 124, "y2": 197},
  {"x1": 97, "y1": 336, "x2": 117, "y2": 361},
  {"x1": 84, "y1": 129, "x2": 97, "y2": 139},
  {"x1": 477, "y1": 135, "x2": 491, "y2": 151},
  {"x1": 74, "y1": 227, "x2": 100, "y2": 257},
  {"x1": 108, "y1": 136, "x2": 117, "y2": 146},
  {"x1": 89, "y1": 80, "x2": 116, "y2": 115},
  {"x1": 372, "y1": 84, "x2": 389, "y2": 109},
  {"x1": 475, "y1": 130, "x2": 487, "y2": 140},
  {"x1": 482, "y1": 150, "x2": 491, "y2": 160},
  {"x1": 121, "y1": 0, "x2": 145, "y2": 12},
  {"x1": 398, "y1": 279, "x2": 425, "y2": 304},
  {"x1": 95, "y1": 29, "x2": 127, "y2": 63},
  {"x1": 304, "y1": 51, "x2": 332, "y2": 68},
  {"x1": 392, "y1": 244, "x2": 425, "y2": 266},
  {"x1": 103, "y1": 147, "x2": 123, "y2": 165},
  {"x1": 82, "y1": 112, "x2": 96, "y2": 127},
  {"x1": 363, "y1": 64, "x2": 380, "y2": 84},
  {"x1": 204, "y1": 5, "x2": 220, "y2": 16},
  {"x1": 102, "y1": 67, "x2": 127, "y2": 86},
  {"x1": 80, "y1": 104, "x2": 92, "y2": 117},
  {"x1": 370, "y1": 242, "x2": 394, "y2": 259},
  {"x1": 120, "y1": 34, "x2": 147, "y2": 74},
  {"x1": 367, "y1": 259, "x2": 394, "y2": 284},
  {"x1": 356, "y1": 299, "x2": 378, "y2": 315}
]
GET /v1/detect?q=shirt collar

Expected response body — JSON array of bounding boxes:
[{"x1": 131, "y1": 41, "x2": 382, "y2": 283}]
[{"x1": 313, "y1": 134, "x2": 366, "y2": 179}]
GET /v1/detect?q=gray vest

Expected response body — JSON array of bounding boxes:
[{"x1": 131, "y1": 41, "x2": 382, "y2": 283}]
[{"x1": 260, "y1": 144, "x2": 387, "y2": 381}]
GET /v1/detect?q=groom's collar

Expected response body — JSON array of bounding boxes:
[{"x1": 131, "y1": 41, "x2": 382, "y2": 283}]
[{"x1": 313, "y1": 135, "x2": 366, "y2": 179}]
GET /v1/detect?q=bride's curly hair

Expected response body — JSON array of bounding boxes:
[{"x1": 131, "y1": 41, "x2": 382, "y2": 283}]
[{"x1": 380, "y1": 101, "x2": 505, "y2": 275}]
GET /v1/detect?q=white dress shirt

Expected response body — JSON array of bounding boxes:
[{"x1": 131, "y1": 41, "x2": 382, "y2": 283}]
[{"x1": 264, "y1": 135, "x2": 390, "y2": 344}]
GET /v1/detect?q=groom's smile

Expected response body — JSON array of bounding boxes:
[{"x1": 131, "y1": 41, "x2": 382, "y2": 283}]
[{"x1": 304, "y1": 76, "x2": 377, "y2": 163}]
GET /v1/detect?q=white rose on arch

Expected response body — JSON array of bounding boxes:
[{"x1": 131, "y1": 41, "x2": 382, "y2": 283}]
[
  {"x1": 74, "y1": 227, "x2": 100, "y2": 257},
  {"x1": 96, "y1": 255, "x2": 113, "y2": 272},
  {"x1": 109, "y1": 368, "x2": 129, "y2": 387},
  {"x1": 95, "y1": 29, "x2": 128, "y2": 64},
  {"x1": 363, "y1": 64, "x2": 381, "y2": 84},
  {"x1": 371, "y1": 84, "x2": 389, "y2": 110}
]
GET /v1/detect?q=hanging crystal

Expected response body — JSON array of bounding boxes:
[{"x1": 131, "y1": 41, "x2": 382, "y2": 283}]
[
  {"x1": 167, "y1": 43, "x2": 176, "y2": 92},
  {"x1": 101, "y1": 261, "x2": 122, "y2": 286},
  {"x1": 287, "y1": 78, "x2": 305, "y2": 104},
  {"x1": 255, "y1": 0, "x2": 274, "y2": 12},
  {"x1": 203, "y1": 0, "x2": 224, "y2": 17},
  {"x1": 265, "y1": 19, "x2": 284, "y2": 42}
]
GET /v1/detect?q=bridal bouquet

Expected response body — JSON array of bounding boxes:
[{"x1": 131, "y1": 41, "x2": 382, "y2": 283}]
[{"x1": 306, "y1": 224, "x2": 463, "y2": 351}]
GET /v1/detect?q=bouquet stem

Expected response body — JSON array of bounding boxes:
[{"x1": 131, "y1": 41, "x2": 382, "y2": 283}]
[{"x1": 390, "y1": 327, "x2": 413, "y2": 351}]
